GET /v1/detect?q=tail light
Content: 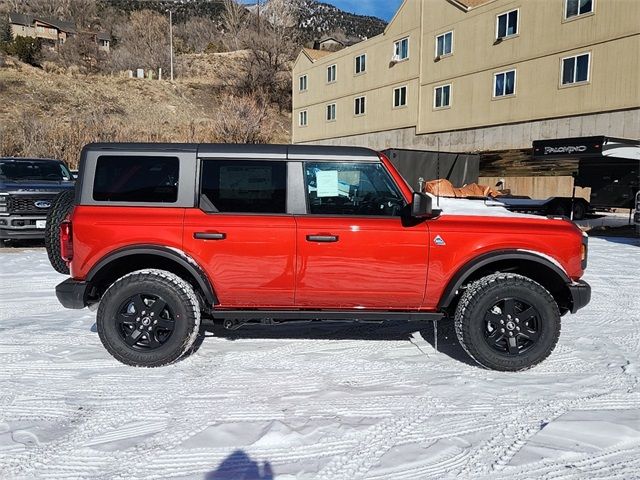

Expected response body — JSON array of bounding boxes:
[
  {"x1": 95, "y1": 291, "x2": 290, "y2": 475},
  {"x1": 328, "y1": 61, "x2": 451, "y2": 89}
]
[{"x1": 60, "y1": 221, "x2": 73, "y2": 262}]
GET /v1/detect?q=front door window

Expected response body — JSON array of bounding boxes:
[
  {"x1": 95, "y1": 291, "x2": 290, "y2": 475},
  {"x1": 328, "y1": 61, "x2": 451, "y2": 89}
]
[{"x1": 304, "y1": 162, "x2": 405, "y2": 216}]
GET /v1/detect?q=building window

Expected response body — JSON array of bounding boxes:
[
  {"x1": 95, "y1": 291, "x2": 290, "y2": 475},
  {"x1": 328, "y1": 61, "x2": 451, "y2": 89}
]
[
  {"x1": 562, "y1": 53, "x2": 590, "y2": 85},
  {"x1": 326, "y1": 103, "x2": 336, "y2": 121},
  {"x1": 565, "y1": 0, "x2": 593, "y2": 19},
  {"x1": 299, "y1": 110, "x2": 308, "y2": 127},
  {"x1": 434, "y1": 84, "x2": 451, "y2": 109},
  {"x1": 299, "y1": 75, "x2": 307, "y2": 92},
  {"x1": 355, "y1": 54, "x2": 366, "y2": 74},
  {"x1": 354, "y1": 96, "x2": 366, "y2": 116},
  {"x1": 496, "y1": 9, "x2": 518, "y2": 39},
  {"x1": 393, "y1": 86, "x2": 407, "y2": 108},
  {"x1": 436, "y1": 31, "x2": 453, "y2": 57},
  {"x1": 393, "y1": 37, "x2": 409, "y2": 61},
  {"x1": 327, "y1": 64, "x2": 336, "y2": 83},
  {"x1": 494, "y1": 70, "x2": 516, "y2": 97}
]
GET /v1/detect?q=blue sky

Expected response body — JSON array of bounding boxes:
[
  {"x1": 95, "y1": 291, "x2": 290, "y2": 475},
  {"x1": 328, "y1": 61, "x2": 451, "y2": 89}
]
[{"x1": 324, "y1": 0, "x2": 404, "y2": 21}]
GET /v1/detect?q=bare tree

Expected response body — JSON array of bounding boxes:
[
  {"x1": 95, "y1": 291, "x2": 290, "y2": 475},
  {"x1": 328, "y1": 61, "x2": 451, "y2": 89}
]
[
  {"x1": 0, "y1": 0, "x2": 97, "y2": 27},
  {"x1": 212, "y1": 94, "x2": 278, "y2": 144},
  {"x1": 110, "y1": 10, "x2": 170, "y2": 73},
  {"x1": 221, "y1": 0, "x2": 246, "y2": 51},
  {"x1": 174, "y1": 17, "x2": 222, "y2": 54},
  {"x1": 58, "y1": 32, "x2": 105, "y2": 73},
  {"x1": 229, "y1": 0, "x2": 302, "y2": 109}
]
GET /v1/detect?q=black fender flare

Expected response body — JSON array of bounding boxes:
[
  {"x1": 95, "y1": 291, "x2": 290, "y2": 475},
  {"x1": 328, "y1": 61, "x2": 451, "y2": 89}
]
[
  {"x1": 86, "y1": 245, "x2": 218, "y2": 305},
  {"x1": 438, "y1": 250, "x2": 571, "y2": 310}
]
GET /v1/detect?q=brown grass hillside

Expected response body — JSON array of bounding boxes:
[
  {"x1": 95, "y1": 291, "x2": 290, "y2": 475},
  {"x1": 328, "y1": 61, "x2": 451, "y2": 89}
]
[{"x1": 0, "y1": 54, "x2": 290, "y2": 168}]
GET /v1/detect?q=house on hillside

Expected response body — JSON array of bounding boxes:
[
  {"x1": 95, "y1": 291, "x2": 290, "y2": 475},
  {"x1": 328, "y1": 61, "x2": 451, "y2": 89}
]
[
  {"x1": 314, "y1": 37, "x2": 345, "y2": 51},
  {"x1": 8, "y1": 12, "x2": 110, "y2": 52}
]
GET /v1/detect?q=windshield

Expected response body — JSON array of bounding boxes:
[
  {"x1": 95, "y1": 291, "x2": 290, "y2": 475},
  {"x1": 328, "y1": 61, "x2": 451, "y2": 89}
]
[{"x1": 0, "y1": 160, "x2": 71, "y2": 181}]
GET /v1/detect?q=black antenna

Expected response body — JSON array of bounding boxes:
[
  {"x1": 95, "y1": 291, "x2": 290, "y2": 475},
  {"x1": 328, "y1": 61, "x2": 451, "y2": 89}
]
[{"x1": 436, "y1": 137, "x2": 441, "y2": 208}]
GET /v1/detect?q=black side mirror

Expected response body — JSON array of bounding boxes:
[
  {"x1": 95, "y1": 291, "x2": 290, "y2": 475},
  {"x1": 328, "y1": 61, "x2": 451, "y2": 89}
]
[{"x1": 411, "y1": 192, "x2": 433, "y2": 218}]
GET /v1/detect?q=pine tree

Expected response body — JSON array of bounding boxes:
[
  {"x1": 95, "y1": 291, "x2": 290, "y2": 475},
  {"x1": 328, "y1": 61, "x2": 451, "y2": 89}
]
[{"x1": 0, "y1": 16, "x2": 12, "y2": 43}]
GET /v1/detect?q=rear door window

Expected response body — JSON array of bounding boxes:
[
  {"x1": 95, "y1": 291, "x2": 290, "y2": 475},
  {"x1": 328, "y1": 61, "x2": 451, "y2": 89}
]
[
  {"x1": 93, "y1": 156, "x2": 179, "y2": 203},
  {"x1": 200, "y1": 160, "x2": 287, "y2": 214}
]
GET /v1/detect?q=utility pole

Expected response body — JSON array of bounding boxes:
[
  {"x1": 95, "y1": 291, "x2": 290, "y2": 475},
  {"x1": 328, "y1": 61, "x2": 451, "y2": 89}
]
[
  {"x1": 257, "y1": 0, "x2": 261, "y2": 35},
  {"x1": 169, "y1": 10, "x2": 174, "y2": 81}
]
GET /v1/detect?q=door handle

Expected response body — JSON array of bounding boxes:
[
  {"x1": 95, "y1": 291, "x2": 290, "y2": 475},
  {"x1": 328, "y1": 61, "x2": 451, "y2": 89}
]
[
  {"x1": 306, "y1": 235, "x2": 339, "y2": 243},
  {"x1": 194, "y1": 232, "x2": 226, "y2": 240}
]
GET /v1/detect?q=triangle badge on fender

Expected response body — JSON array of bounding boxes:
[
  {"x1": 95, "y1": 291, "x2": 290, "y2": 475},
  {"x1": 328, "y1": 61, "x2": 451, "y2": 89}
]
[{"x1": 434, "y1": 235, "x2": 446, "y2": 246}]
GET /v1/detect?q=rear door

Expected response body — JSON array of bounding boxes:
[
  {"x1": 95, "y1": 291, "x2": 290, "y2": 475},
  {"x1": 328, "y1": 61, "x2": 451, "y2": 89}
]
[
  {"x1": 294, "y1": 160, "x2": 430, "y2": 309},
  {"x1": 183, "y1": 157, "x2": 296, "y2": 308}
]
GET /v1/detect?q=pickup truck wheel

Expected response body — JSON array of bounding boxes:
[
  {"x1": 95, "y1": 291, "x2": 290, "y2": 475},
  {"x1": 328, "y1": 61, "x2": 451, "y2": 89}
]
[
  {"x1": 572, "y1": 200, "x2": 587, "y2": 221},
  {"x1": 96, "y1": 269, "x2": 201, "y2": 367},
  {"x1": 454, "y1": 273, "x2": 560, "y2": 371},
  {"x1": 45, "y1": 189, "x2": 75, "y2": 274}
]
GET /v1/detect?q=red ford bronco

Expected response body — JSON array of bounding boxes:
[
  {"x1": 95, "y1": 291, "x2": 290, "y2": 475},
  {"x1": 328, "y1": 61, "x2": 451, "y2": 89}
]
[{"x1": 52, "y1": 143, "x2": 590, "y2": 371}]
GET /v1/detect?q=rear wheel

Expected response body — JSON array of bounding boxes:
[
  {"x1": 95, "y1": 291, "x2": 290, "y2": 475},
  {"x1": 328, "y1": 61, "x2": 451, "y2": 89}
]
[
  {"x1": 454, "y1": 273, "x2": 561, "y2": 371},
  {"x1": 45, "y1": 189, "x2": 75, "y2": 274},
  {"x1": 96, "y1": 269, "x2": 201, "y2": 367}
]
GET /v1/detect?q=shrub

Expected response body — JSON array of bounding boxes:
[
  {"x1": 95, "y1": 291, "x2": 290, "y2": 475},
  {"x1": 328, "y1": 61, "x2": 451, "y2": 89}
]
[
  {"x1": 211, "y1": 95, "x2": 279, "y2": 144},
  {"x1": 3, "y1": 36, "x2": 43, "y2": 66}
]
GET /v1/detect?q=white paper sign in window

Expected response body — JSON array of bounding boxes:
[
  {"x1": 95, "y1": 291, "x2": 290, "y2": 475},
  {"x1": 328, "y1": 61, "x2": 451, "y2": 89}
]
[{"x1": 316, "y1": 170, "x2": 339, "y2": 197}]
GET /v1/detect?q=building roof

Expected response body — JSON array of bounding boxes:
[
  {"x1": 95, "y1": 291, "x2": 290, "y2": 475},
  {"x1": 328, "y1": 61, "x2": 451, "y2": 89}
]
[
  {"x1": 455, "y1": 0, "x2": 496, "y2": 9},
  {"x1": 96, "y1": 32, "x2": 111, "y2": 41},
  {"x1": 302, "y1": 48, "x2": 333, "y2": 62},
  {"x1": 8, "y1": 12, "x2": 33, "y2": 27},
  {"x1": 8, "y1": 12, "x2": 76, "y2": 33},
  {"x1": 319, "y1": 37, "x2": 344, "y2": 45},
  {"x1": 39, "y1": 17, "x2": 76, "y2": 33}
]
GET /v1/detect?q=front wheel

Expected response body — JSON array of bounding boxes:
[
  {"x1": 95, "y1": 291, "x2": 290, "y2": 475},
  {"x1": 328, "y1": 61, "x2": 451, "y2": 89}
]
[
  {"x1": 454, "y1": 273, "x2": 561, "y2": 371},
  {"x1": 96, "y1": 269, "x2": 201, "y2": 367}
]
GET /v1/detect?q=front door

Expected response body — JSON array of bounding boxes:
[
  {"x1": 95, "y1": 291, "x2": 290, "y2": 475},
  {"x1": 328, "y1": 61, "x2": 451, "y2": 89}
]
[
  {"x1": 295, "y1": 161, "x2": 430, "y2": 309},
  {"x1": 183, "y1": 159, "x2": 296, "y2": 307}
]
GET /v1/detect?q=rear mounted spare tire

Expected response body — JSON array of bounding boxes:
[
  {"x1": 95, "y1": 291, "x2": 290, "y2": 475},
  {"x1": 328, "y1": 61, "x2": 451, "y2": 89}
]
[{"x1": 45, "y1": 189, "x2": 75, "y2": 274}]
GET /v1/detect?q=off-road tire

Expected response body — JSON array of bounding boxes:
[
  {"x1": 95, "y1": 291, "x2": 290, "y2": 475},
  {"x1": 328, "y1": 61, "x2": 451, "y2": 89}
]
[
  {"x1": 454, "y1": 273, "x2": 561, "y2": 371},
  {"x1": 97, "y1": 269, "x2": 201, "y2": 367},
  {"x1": 45, "y1": 189, "x2": 75, "y2": 274},
  {"x1": 572, "y1": 200, "x2": 587, "y2": 221}
]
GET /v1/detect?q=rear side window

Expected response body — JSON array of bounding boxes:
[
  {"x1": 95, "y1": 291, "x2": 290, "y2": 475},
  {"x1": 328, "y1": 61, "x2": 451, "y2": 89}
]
[
  {"x1": 93, "y1": 156, "x2": 179, "y2": 203},
  {"x1": 200, "y1": 160, "x2": 287, "y2": 214}
]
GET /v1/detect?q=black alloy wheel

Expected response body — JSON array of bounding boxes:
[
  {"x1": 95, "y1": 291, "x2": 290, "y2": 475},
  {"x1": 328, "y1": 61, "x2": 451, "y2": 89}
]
[
  {"x1": 483, "y1": 298, "x2": 541, "y2": 356},
  {"x1": 96, "y1": 269, "x2": 201, "y2": 367},
  {"x1": 454, "y1": 273, "x2": 561, "y2": 371},
  {"x1": 116, "y1": 293, "x2": 176, "y2": 350}
]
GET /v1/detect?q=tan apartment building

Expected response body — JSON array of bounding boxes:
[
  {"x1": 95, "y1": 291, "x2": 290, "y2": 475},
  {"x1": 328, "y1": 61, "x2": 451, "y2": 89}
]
[{"x1": 292, "y1": 0, "x2": 640, "y2": 195}]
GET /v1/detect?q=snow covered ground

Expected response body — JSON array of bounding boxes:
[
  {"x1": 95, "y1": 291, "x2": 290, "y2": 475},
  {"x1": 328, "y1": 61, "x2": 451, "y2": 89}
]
[{"x1": 0, "y1": 237, "x2": 639, "y2": 480}]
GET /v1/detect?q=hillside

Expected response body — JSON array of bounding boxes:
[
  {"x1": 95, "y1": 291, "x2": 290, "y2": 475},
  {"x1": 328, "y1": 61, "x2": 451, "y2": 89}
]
[
  {"x1": 101, "y1": 0, "x2": 225, "y2": 24},
  {"x1": 297, "y1": 0, "x2": 386, "y2": 40},
  {"x1": 101, "y1": 0, "x2": 386, "y2": 40},
  {"x1": 0, "y1": 55, "x2": 290, "y2": 168}
]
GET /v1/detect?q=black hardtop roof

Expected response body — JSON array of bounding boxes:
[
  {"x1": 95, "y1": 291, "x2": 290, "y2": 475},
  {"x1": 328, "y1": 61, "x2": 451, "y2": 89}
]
[{"x1": 82, "y1": 143, "x2": 380, "y2": 160}]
